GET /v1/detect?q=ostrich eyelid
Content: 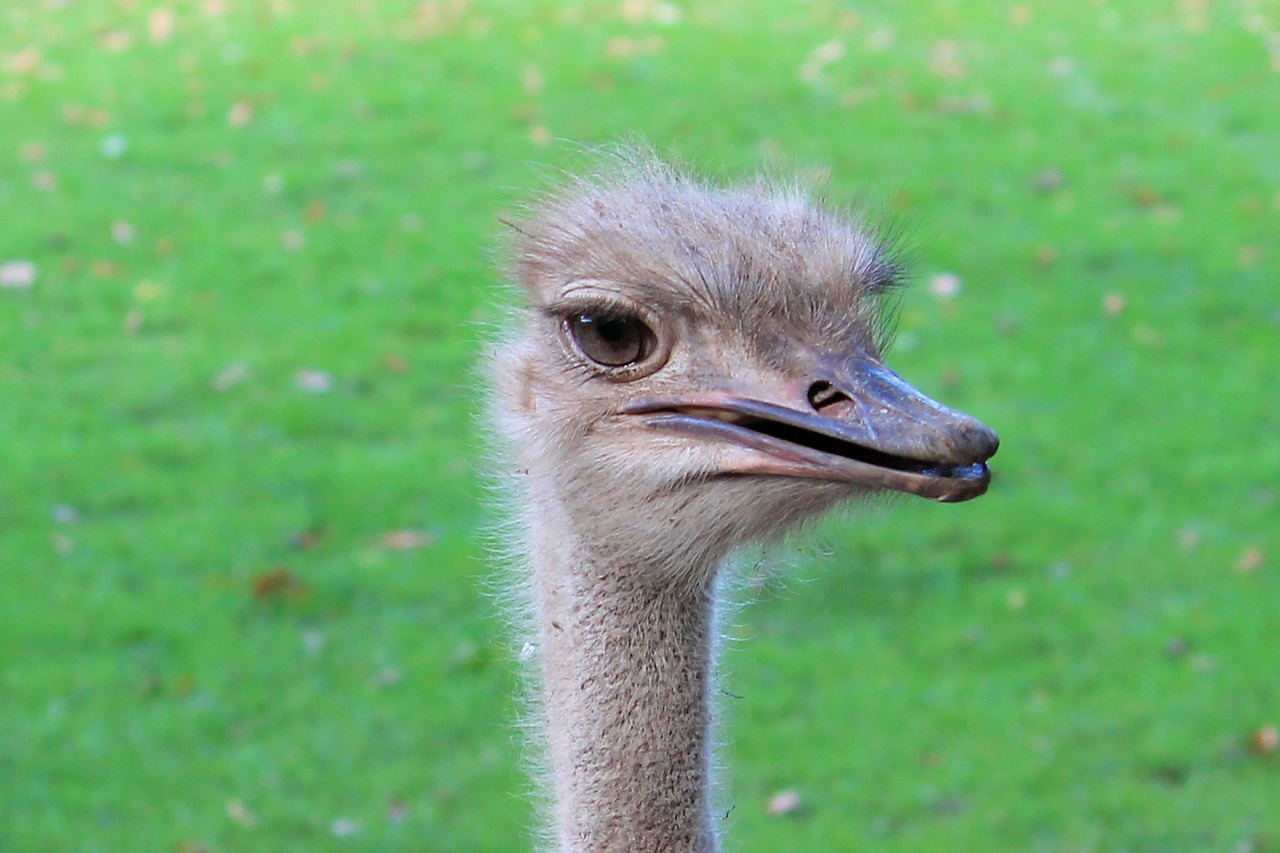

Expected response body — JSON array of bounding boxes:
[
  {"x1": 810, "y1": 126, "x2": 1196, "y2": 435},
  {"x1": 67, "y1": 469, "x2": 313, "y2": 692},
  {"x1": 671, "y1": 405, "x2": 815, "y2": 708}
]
[{"x1": 554, "y1": 300, "x2": 670, "y2": 380}]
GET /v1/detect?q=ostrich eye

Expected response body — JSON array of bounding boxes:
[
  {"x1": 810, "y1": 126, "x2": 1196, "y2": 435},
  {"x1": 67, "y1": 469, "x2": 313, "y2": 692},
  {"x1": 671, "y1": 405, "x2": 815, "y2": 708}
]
[{"x1": 567, "y1": 312, "x2": 655, "y2": 368}]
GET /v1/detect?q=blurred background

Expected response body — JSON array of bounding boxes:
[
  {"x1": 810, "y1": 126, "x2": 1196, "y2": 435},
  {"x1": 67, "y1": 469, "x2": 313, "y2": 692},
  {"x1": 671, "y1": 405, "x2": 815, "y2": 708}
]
[{"x1": 1, "y1": 1, "x2": 1277, "y2": 850}]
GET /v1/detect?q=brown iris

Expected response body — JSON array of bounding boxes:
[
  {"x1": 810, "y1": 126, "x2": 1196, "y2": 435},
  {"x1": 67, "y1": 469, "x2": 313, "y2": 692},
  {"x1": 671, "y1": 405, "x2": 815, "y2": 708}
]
[{"x1": 567, "y1": 312, "x2": 656, "y2": 368}]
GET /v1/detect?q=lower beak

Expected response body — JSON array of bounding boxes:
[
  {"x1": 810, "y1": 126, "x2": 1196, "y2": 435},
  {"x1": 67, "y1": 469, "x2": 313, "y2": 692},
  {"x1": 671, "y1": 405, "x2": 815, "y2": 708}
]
[{"x1": 621, "y1": 360, "x2": 999, "y2": 503}]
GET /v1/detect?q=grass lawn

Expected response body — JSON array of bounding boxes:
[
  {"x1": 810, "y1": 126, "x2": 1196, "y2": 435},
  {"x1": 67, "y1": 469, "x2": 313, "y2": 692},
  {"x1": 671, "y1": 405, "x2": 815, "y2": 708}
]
[{"x1": 2, "y1": 1, "x2": 1277, "y2": 850}]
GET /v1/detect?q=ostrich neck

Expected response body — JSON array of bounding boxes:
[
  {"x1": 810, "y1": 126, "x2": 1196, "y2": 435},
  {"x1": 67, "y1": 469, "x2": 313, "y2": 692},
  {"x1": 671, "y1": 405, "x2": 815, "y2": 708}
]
[{"x1": 531, "y1": 499, "x2": 719, "y2": 853}]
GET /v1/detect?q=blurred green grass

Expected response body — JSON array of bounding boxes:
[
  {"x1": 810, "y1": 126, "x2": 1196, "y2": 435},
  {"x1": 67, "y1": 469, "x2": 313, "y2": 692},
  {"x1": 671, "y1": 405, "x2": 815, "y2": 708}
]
[{"x1": 1, "y1": 1, "x2": 1277, "y2": 850}]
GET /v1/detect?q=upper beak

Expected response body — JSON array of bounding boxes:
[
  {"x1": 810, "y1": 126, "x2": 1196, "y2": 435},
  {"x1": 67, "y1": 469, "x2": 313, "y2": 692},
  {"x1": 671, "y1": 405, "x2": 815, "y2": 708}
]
[{"x1": 621, "y1": 357, "x2": 999, "y2": 503}]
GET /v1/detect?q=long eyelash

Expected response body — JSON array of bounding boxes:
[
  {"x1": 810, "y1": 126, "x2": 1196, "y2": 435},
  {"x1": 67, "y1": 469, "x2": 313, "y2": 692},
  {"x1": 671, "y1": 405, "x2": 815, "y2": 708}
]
[{"x1": 544, "y1": 304, "x2": 633, "y2": 326}]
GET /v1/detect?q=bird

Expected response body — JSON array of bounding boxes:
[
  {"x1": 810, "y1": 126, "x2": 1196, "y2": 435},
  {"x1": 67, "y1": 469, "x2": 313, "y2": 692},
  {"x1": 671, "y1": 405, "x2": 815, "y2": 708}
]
[{"x1": 491, "y1": 153, "x2": 999, "y2": 853}]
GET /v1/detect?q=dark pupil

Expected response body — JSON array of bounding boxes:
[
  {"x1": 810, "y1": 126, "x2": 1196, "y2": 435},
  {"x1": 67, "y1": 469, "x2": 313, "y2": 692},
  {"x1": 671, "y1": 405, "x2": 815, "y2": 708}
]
[{"x1": 572, "y1": 313, "x2": 647, "y2": 367}]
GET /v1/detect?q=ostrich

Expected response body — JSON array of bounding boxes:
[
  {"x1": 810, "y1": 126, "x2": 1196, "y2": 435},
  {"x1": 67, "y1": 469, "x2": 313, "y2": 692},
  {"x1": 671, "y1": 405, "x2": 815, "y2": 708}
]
[{"x1": 492, "y1": 155, "x2": 998, "y2": 853}]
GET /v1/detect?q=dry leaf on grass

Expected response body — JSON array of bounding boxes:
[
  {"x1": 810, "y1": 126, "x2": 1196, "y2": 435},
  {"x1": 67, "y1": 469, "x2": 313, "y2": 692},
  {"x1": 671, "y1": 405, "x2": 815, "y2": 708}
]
[
  {"x1": 386, "y1": 798, "x2": 409, "y2": 824},
  {"x1": 251, "y1": 567, "x2": 308, "y2": 601},
  {"x1": 228, "y1": 99, "x2": 253, "y2": 127},
  {"x1": 226, "y1": 798, "x2": 256, "y2": 827},
  {"x1": 1236, "y1": 548, "x2": 1264, "y2": 573},
  {"x1": 380, "y1": 530, "x2": 436, "y2": 550},
  {"x1": 290, "y1": 524, "x2": 329, "y2": 551},
  {"x1": 1251, "y1": 725, "x2": 1278, "y2": 755},
  {"x1": 149, "y1": 8, "x2": 176, "y2": 42},
  {"x1": 0, "y1": 260, "x2": 36, "y2": 290},
  {"x1": 212, "y1": 362, "x2": 249, "y2": 391},
  {"x1": 929, "y1": 272, "x2": 962, "y2": 298},
  {"x1": 330, "y1": 818, "x2": 362, "y2": 837},
  {"x1": 765, "y1": 789, "x2": 803, "y2": 817},
  {"x1": 294, "y1": 368, "x2": 331, "y2": 392}
]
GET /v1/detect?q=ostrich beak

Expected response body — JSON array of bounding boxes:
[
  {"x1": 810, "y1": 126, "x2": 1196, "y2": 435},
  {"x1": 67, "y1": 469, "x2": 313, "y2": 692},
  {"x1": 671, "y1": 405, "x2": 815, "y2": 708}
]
[{"x1": 621, "y1": 358, "x2": 999, "y2": 503}]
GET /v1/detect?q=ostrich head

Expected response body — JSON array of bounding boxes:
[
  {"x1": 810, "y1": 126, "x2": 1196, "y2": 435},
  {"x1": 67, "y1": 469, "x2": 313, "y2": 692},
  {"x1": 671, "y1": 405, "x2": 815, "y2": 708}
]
[{"x1": 496, "y1": 158, "x2": 998, "y2": 580}]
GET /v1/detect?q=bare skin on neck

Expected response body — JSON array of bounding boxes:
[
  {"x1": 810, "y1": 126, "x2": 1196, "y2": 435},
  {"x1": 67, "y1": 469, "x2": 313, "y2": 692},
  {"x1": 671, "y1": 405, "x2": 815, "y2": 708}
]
[{"x1": 538, "y1": 545, "x2": 716, "y2": 853}]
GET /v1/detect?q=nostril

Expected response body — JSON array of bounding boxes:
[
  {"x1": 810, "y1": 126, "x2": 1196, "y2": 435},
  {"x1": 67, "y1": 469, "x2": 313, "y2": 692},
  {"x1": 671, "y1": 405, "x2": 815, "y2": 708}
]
[{"x1": 808, "y1": 381, "x2": 851, "y2": 411}]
